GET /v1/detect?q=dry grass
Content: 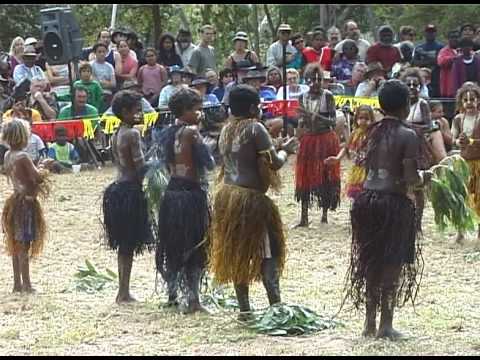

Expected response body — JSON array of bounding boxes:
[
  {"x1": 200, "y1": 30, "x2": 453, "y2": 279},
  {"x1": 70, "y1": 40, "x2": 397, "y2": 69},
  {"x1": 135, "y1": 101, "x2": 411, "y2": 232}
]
[{"x1": 0, "y1": 160, "x2": 480, "y2": 355}]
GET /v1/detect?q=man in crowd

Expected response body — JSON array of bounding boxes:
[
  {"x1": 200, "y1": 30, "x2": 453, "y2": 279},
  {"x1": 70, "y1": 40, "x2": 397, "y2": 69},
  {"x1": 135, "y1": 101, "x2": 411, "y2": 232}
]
[
  {"x1": 58, "y1": 86, "x2": 99, "y2": 120},
  {"x1": 188, "y1": 25, "x2": 216, "y2": 77},
  {"x1": 176, "y1": 29, "x2": 197, "y2": 67},
  {"x1": 438, "y1": 29, "x2": 460, "y2": 98},
  {"x1": 366, "y1": 25, "x2": 401, "y2": 74},
  {"x1": 335, "y1": 20, "x2": 371, "y2": 62},
  {"x1": 412, "y1": 24, "x2": 444, "y2": 97},
  {"x1": 13, "y1": 45, "x2": 46, "y2": 85},
  {"x1": 266, "y1": 23, "x2": 297, "y2": 70},
  {"x1": 27, "y1": 78, "x2": 59, "y2": 121},
  {"x1": 303, "y1": 28, "x2": 333, "y2": 71}
]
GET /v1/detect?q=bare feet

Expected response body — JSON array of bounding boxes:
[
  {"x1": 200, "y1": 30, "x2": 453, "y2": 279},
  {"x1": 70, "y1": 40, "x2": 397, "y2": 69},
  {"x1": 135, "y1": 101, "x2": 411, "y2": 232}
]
[
  {"x1": 22, "y1": 285, "x2": 36, "y2": 294},
  {"x1": 237, "y1": 311, "x2": 254, "y2": 322},
  {"x1": 116, "y1": 293, "x2": 137, "y2": 304},
  {"x1": 12, "y1": 286, "x2": 22, "y2": 293},
  {"x1": 321, "y1": 215, "x2": 328, "y2": 224},
  {"x1": 376, "y1": 327, "x2": 404, "y2": 340},
  {"x1": 183, "y1": 301, "x2": 209, "y2": 314}
]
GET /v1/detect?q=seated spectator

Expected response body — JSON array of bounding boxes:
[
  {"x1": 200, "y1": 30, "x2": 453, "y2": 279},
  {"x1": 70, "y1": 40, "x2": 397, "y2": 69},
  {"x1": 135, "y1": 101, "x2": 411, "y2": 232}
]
[
  {"x1": 242, "y1": 68, "x2": 277, "y2": 102},
  {"x1": 58, "y1": 86, "x2": 99, "y2": 120},
  {"x1": 2, "y1": 91, "x2": 42, "y2": 123},
  {"x1": 288, "y1": 33, "x2": 307, "y2": 75},
  {"x1": 73, "y1": 62, "x2": 103, "y2": 112},
  {"x1": 303, "y1": 29, "x2": 333, "y2": 71},
  {"x1": 137, "y1": 47, "x2": 168, "y2": 106},
  {"x1": 0, "y1": 56, "x2": 15, "y2": 114},
  {"x1": 345, "y1": 61, "x2": 367, "y2": 96},
  {"x1": 190, "y1": 77, "x2": 220, "y2": 107},
  {"x1": 205, "y1": 68, "x2": 218, "y2": 94},
  {"x1": 27, "y1": 78, "x2": 59, "y2": 121},
  {"x1": 451, "y1": 37, "x2": 480, "y2": 96},
  {"x1": 212, "y1": 68, "x2": 233, "y2": 103},
  {"x1": 266, "y1": 66, "x2": 283, "y2": 92},
  {"x1": 429, "y1": 100, "x2": 453, "y2": 152},
  {"x1": 8, "y1": 37, "x2": 24, "y2": 75},
  {"x1": 157, "y1": 32, "x2": 183, "y2": 68},
  {"x1": 277, "y1": 68, "x2": 309, "y2": 100},
  {"x1": 90, "y1": 42, "x2": 116, "y2": 112},
  {"x1": 331, "y1": 39, "x2": 359, "y2": 86},
  {"x1": 181, "y1": 67, "x2": 196, "y2": 86},
  {"x1": 47, "y1": 126, "x2": 80, "y2": 173},
  {"x1": 355, "y1": 61, "x2": 386, "y2": 97},
  {"x1": 116, "y1": 40, "x2": 138, "y2": 89},
  {"x1": 366, "y1": 25, "x2": 401, "y2": 74},
  {"x1": 158, "y1": 65, "x2": 187, "y2": 109},
  {"x1": 45, "y1": 62, "x2": 74, "y2": 102},
  {"x1": 13, "y1": 45, "x2": 46, "y2": 85},
  {"x1": 25, "y1": 124, "x2": 46, "y2": 165}
]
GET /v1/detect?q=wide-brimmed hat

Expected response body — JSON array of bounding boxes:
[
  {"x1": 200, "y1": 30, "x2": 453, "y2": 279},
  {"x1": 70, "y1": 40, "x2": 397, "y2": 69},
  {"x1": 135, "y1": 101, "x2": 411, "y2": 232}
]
[
  {"x1": 278, "y1": 23, "x2": 292, "y2": 32},
  {"x1": 233, "y1": 31, "x2": 249, "y2": 42},
  {"x1": 243, "y1": 69, "x2": 267, "y2": 82},
  {"x1": 365, "y1": 62, "x2": 386, "y2": 78},
  {"x1": 24, "y1": 37, "x2": 38, "y2": 46},
  {"x1": 22, "y1": 45, "x2": 37, "y2": 57},
  {"x1": 190, "y1": 77, "x2": 209, "y2": 87}
]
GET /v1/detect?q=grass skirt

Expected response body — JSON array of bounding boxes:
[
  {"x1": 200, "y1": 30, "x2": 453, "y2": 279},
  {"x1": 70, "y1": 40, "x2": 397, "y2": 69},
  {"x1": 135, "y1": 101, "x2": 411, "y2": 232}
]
[
  {"x1": 102, "y1": 181, "x2": 154, "y2": 256},
  {"x1": 2, "y1": 193, "x2": 46, "y2": 258},
  {"x1": 346, "y1": 190, "x2": 423, "y2": 309},
  {"x1": 345, "y1": 165, "x2": 366, "y2": 200},
  {"x1": 209, "y1": 183, "x2": 286, "y2": 284},
  {"x1": 467, "y1": 160, "x2": 480, "y2": 217},
  {"x1": 295, "y1": 131, "x2": 341, "y2": 210},
  {"x1": 156, "y1": 177, "x2": 210, "y2": 282}
]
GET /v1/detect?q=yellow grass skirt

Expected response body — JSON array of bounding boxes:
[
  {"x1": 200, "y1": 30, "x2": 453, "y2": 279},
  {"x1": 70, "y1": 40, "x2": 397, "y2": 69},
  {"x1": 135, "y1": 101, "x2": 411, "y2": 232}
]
[
  {"x1": 209, "y1": 183, "x2": 286, "y2": 284},
  {"x1": 467, "y1": 159, "x2": 480, "y2": 217},
  {"x1": 2, "y1": 193, "x2": 46, "y2": 257},
  {"x1": 345, "y1": 165, "x2": 366, "y2": 199}
]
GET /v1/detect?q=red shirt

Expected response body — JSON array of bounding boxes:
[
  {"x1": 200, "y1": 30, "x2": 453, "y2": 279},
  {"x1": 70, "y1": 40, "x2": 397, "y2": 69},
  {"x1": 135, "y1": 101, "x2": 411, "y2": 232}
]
[
  {"x1": 302, "y1": 46, "x2": 333, "y2": 71},
  {"x1": 366, "y1": 43, "x2": 401, "y2": 72},
  {"x1": 437, "y1": 46, "x2": 458, "y2": 97}
]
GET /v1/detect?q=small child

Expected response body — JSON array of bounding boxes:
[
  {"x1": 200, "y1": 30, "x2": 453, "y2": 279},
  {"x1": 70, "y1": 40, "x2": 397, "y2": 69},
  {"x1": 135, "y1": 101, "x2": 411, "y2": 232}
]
[
  {"x1": 1, "y1": 119, "x2": 53, "y2": 293},
  {"x1": 73, "y1": 62, "x2": 103, "y2": 112},
  {"x1": 137, "y1": 48, "x2": 168, "y2": 106},
  {"x1": 325, "y1": 105, "x2": 375, "y2": 200},
  {"x1": 429, "y1": 100, "x2": 453, "y2": 153},
  {"x1": 47, "y1": 126, "x2": 80, "y2": 174}
]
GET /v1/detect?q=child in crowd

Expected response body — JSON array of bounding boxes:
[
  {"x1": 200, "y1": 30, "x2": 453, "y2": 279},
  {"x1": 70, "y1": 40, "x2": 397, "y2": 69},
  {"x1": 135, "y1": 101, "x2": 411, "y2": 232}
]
[
  {"x1": 1, "y1": 119, "x2": 53, "y2": 293},
  {"x1": 47, "y1": 126, "x2": 80, "y2": 174},
  {"x1": 137, "y1": 48, "x2": 168, "y2": 107},
  {"x1": 73, "y1": 62, "x2": 103, "y2": 112},
  {"x1": 325, "y1": 105, "x2": 375, "y2": 200},
  {"x1": 90, "y1": 43, "x2": 116, "y2": 113},
  {"x1": 429, "y1": 100, "x2": 453, "y2": 153}
]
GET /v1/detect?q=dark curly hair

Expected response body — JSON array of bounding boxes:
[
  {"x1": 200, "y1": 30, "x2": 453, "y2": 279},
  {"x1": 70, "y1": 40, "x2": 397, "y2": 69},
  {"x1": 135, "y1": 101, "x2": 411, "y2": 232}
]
[
  {"x1": 168, "y1": 87, "x2": 202, "y2": 118},
  {"x1": 111, "y1": 90, "x2": 142, "y2": 119}
]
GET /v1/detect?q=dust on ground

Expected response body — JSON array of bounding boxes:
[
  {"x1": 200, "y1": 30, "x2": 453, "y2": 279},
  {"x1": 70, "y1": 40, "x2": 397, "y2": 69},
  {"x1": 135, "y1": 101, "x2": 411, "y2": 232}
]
[{"x1": 0, "y1": 161, "x2": 479, "y2": 356}]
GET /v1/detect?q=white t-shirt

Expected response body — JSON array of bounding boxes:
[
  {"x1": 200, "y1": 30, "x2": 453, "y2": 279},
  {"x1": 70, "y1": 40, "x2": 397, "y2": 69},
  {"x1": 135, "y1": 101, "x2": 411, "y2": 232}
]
[{"x1": 25, "y1": 133, "x2": 45, "y2": 163}]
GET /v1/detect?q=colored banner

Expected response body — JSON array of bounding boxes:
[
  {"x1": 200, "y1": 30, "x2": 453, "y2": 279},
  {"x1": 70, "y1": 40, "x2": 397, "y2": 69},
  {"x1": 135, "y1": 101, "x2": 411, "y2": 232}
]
[
  {"x1": 102, "y1": 112, "x2": 159, "y2": 135},
  {"x1": 333, "y1": 95, "x2": 380, "y2": 111}
]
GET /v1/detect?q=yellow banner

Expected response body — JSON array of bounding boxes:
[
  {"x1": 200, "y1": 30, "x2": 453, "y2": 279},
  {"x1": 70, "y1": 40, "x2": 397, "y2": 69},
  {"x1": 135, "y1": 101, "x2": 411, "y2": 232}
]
[
  {"x1": 82, "y1": 119, "x2": 96, "y2": 140},
  {"x1": 334, "y1": 95, "x2": 380, "y2": 111},
  {"x1": 101, "y1": 112, "x2": 159, "y2": 135}
]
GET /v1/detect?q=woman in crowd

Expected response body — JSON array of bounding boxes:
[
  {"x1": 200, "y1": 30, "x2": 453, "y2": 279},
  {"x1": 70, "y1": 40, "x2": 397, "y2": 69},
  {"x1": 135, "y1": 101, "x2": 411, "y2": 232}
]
[
  {"x1": 224, "y1": 32, "x2": 259, "y2": 72},
  {"x1": 157, "y1": 33, "x2": 183, "y2": 68}
]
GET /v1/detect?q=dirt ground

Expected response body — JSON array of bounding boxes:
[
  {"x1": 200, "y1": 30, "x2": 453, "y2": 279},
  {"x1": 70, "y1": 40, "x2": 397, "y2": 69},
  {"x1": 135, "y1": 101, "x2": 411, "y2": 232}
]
[{"x1": 1, "y1": 160, "x2": 480, "y2": 356}]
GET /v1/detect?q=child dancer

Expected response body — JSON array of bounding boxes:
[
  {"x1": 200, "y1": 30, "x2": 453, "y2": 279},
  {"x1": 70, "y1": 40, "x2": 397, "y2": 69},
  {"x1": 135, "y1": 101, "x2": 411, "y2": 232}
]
[
  {"x1": 325, "y1": 105, "x2": 375, "y2": 201},
  {"x1": 2, "y1": 119, "x2": 53, "y2": 293}
]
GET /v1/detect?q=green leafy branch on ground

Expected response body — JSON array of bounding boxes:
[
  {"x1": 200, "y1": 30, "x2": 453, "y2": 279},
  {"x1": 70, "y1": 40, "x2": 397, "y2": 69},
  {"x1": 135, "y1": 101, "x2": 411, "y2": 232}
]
[
  {"x1": 200, "y1": 277, "x2": 239, "y2": 310},
  {"x1": 62, "y1": 259, "x2": 117, "y2": 294},
  {"x1": 244, "y1": 303, "x2": 342, "y2": 337}
]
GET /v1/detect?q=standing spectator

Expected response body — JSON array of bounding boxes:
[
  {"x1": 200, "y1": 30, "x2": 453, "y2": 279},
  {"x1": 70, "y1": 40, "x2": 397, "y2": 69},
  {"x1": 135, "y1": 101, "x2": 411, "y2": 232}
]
[
  {"x1": 303, "y1": 29, "x2": 333, "y2": 71},
  {"x1": 175, "y1": 29, "x2": 196, "y2": 68},
  {"x1": 395, "y1": 25, "x2": 416, "y2": 48},
  {"x1": 8, "y1": 37, "x2": 24, "y2": 74},
  {"x1": 27, "y1": 78, "x2": 59, "y2": 121},
  {"x1": 266, "y1": 66, "x2": 283, "y2": 92},
  {"x1": 327, "y1": 26, "x2": 341, "y2": 51},
  {"x1": 13, "y1": 45, "x2": 46, "y2": 85},
  {"x1": 335, "y1": 20, "x2": 371, "y2": 62},
  {"x1": 331, "y1": 39, "x2": 359, "y2": 86},
  {"x1": 45, "y1": 62, "x2": 74, "y2": 102},
  {"x1": 126, "y1": 31, "x2": 145, "y2": 67},
  {"x1": 137, "y1": 48, "x2": 168, "y2": 106},
  {"x1": 412, "y1": 24, "x2": 444, "y2": 97},
  {"x1": 438, "y1": 30, "x2": 460, "y2": 97},
  {"x1": 157, "y1": 32, "x2": 183, "y2": 68},
  {"x1": 212, "y1": 68, "x2": 233, "y2": 103},
  {"x1": 88, "y1": 29, "x2": 122, "y2": 75},
  {"x1": 288, "y1": 33, "x2": 307, "y2": 74},
  {"x1": 224, "y1": 31, "x2": 259, "y2": 72},
  {"x1": 157, "y1": 65, "x2": 187, "y2": 108},
  {"x1": 188, "y1": 25, "x2": 216, "y2": 76},
  {"x1": 90, "y1": 42, "x2": 116, "y2": 111},
  {"x1": 276, "y1": 68, "x2": 309, "y2": 100},
  {"x1": 58, "y1": 86, "x2": 99, "y2": 120},
  {"x1": 366, "y1": 25, "x2": 401, "y2": 74},
  {"x1": 266, "y1": 23, "x2": 297, "y2": 69},
  {"x1": 460, "y1": 24, "x2": 476, "y2": 41},
  {"x1": 73, "y1": 62, "x2": 104, "y2": 112},
  {"x1": 116, "y1": 40, "x2": 138, "y2": 89},
  {"x1": 451, "y1": 37, "x2": 480, "y2": 95},
  {"x1": 205, "y1": 68, "x2": 218, "y2": 94},
  {"x1": 355, "y1": 62, "x2": 386, "y2": 97},
  {"x1": 391, "y1": 41, "x2": 414, "y2": 78}
]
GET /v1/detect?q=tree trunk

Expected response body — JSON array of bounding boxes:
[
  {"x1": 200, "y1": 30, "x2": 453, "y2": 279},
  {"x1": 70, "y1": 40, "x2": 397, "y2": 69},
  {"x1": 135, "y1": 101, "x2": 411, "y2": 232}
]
[
  {"x1": 252, "y1": 4, "x2": 261, "y2": 58},
  {"x1": 152, "y1": 4, "x2": 162, "y2": 48},
  {"x1": 263, "y1": 4, "x2": 276, "y2": 42},
  {"x1": 176, "y1": 5, "x2": 190, "y2": 31},
  {"x1": 202, "y1": 4, "x2": 213, "y2": 25}
]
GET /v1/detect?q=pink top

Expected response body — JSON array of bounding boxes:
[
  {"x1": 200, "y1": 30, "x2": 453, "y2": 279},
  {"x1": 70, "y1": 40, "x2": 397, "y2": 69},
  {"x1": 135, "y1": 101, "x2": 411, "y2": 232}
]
[
  {"x1": 137, "y1": 63, "x2": 168, "y2": 97},
  {"x1": 120, "y1": 54, "x2": 138, "y2": 76}
]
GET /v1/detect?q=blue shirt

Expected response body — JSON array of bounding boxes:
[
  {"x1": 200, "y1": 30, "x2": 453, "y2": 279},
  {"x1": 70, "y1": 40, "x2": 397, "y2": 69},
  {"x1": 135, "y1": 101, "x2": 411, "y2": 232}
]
[
  {"x1": 13, "y1": 64, "x2": 46, "y2": 85},
  {"x1": 203, "y1": 93, "x2": 220, "y2": 108},
  {"x1": 212, "y1": 86, "x2": 225, "y2": 103},
  {"x1": 47, "y1": 142, "x2": 79, "y2": 165}
]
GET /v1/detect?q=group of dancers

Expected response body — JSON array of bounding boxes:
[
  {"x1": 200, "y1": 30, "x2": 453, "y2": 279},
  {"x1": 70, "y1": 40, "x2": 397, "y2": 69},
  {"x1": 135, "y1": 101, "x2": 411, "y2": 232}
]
[{"x1": 3, "y1": 61, "x2": 480, "y2": 340}]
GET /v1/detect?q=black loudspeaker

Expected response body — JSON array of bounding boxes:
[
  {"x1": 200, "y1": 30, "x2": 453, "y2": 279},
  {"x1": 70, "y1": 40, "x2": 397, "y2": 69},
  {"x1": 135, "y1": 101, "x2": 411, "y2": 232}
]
[{"x1": 40, "y1": 7, "x2": 83, "y2": 65}]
